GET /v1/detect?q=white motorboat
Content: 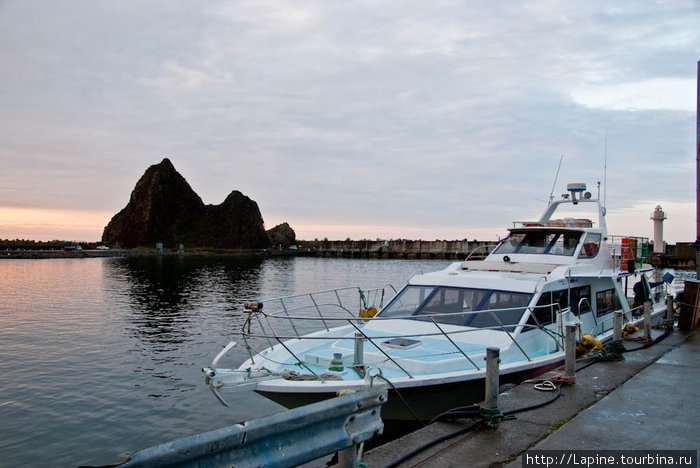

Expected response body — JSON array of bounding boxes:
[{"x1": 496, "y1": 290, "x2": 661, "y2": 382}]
[{"x1": 203, "y1": 183, "x2": 671, "y2": 422}]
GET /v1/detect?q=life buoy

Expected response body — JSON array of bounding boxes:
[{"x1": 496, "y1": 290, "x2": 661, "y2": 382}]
[
  {"x1": 359, "y1": 306, "x2": 378, "y2": 320},
  {"x1": 622, "y1": 323, "x2": 639, "y2": 337},
  {"x1": 576, "y1": 333, "x2": 602, "y2": 355}
]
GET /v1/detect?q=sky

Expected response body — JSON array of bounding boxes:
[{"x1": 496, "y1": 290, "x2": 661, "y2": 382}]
[{"x1": 0, "y1": 1, "x2": 698, "y2": 244}]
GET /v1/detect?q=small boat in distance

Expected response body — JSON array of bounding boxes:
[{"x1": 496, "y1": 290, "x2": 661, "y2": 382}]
[{"x1": 203, "y1": 183, "x2": 670, "y2": 422}]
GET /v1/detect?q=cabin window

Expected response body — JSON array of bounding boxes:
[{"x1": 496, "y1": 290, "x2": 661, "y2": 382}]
[
  {"x1": 493, "y1": 231, "x2": 581, "y2": 257},
  {"x1": 526, "y1": 285, "x2": 591, "y2": 328},
  {"x1": 579, "y1": 233, "x2": 601, "y2": 258},
  {"x1": 379, "y1": 285, "x2": 532, "y2": 329},
  {"x1": 494, "y1": 233, "x2": 526, "y2": 254},
  {"x1": 596, "y1": 289, "x2": 621, "y2": 317},
  {"x1": 472, "y1": 291, "x2": 532, "y2": 331},
  {"x1": 380, "y1": 285, "x2": 435, "y2": 317},
  {"x1": 516, "y1": 232, "x2": 553, "y2": 254},
  {"x1": 550, "y1": 286, "x2": 591, "y2": 315},
  {"x1": 569, "y1": 286, "x2": 592, "y2": 315},
  {"x1": 418, "y1": 288, "x2": 489, "y2": 325},
  {"x1": 527, "y1": 294, "x2": 557, "y2": 327},
  {"x1": 546, "y1": 233, "x2": 580, "y2": 256}
]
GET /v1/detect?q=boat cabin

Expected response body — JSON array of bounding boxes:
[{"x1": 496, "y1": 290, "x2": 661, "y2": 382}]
[{"x1": 375, "y1": 184, "x2": 655, "y2": 342}]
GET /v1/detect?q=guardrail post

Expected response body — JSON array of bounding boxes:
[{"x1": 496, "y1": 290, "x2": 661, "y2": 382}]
[
  {"x1": 564, "y1": 324, "x2": 577, "y2": 383},
  {"x1": 480, "y1": 347, "x2": 503, "y2": 427},
  {"x1": 643, "y1": 302, "x2": 652, "y2": 341},
  {"x1": 338, "y1": 444, "x2": 358, "y2": 468},
  {"x1": 666, "y1": 294, "x2": 675, "y2": 327},
  {"x1": 613, "y1": 311, "x2": 622, "y2": 341}
]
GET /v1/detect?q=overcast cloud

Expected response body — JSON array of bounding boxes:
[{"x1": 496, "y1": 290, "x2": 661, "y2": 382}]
[{"x1": 0, "y1": 0, "x2": 698, "y2": 243}]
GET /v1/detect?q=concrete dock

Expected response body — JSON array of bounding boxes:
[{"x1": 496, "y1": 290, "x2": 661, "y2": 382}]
[
  {"x1": 363, "y1": 329, "x2": 699, "y2": 467},
  {"x1": 297, "y1": 239, "x2": 496, "y2": 260}
]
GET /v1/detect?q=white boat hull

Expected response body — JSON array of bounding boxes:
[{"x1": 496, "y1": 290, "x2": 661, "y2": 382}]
[{"x1": 256, "y1": 358, "x2": 563, "y2": 422}]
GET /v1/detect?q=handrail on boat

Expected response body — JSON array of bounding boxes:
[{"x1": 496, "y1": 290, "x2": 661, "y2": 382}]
[
  {"x1": 238, "y1": 298, "x2": 568, "y2": 377},
  {"x1": 465, "y1": 243, "x2": 495, "y2": 260},
  {"x1": 578, "y1": 297, "x2": 593, "y2": 326},
  {"x1": 278, "y1": 298, "x2": 300, "y2": 337},
  {"x1": 236, "y1": 284, "x2": 665, "y2": 379},
  {"x1": 240, "y1": 324, "x2": 527, "y2": 341},
  {"x1": 484, "y1": 308, "x2": 532, "y2": 361},
  {"x1": 242, "y1": 285, "x2": 397, "y2": 339},
  {"x1": 427, "y1": 317, "x2": 481, "y2": 370},
  {"x1": 253, "y1": 285, "x2": 398, "y2": 305},
  {"x1": 238, "y1": 318, "x2": 560, "y2": 381},
  {"x1": 525, "y1": 303, "x2": 565, "y2": 349}
]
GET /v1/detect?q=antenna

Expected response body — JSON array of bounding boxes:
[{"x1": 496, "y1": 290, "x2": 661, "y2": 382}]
[
  {"x1": 549, "y1": 155, "x2": 564, "y2": 205},
  {"x1": 604, "y1": 130, "x2": 607, "y2": 209}
]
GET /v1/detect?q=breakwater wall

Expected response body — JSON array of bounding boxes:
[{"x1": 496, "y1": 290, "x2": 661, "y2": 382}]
[{"x1": 297, "y1": 239, "x2": 497, "y2": 259}]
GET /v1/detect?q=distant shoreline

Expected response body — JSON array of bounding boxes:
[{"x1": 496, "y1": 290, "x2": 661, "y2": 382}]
[
  {"x1": 0, "y1": 248, "x2": 275, "y2": 259},
  {"x1": 2, "y1": 239, "x2": 499, "y2": 261}
]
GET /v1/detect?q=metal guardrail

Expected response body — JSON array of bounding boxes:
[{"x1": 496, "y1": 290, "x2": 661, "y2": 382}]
[{"x1": 115, "y1": 387, "x2": 386, "y2": 468}]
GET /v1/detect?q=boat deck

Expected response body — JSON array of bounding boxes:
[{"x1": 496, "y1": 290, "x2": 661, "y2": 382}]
[{"x1": 279, "y1": 328, "x2": 553, "y2": 380}]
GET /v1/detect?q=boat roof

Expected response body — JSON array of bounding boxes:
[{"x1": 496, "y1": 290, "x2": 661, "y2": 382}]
[{"x1": 408, "y1": 262, "x2": 544, "y2": 293}]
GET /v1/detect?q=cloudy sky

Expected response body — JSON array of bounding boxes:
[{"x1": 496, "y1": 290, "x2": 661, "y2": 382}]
[{"x1": 1, "y1": 1, "x2": 698, "y2": 244}]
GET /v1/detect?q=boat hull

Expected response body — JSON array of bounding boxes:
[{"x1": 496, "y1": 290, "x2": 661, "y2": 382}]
[
  {"x1": 244, "y1": 306, "x2": 666, "y2": 423},
  {"x1": 256, "y1": 359, "x2": 562, "y2": 422}
]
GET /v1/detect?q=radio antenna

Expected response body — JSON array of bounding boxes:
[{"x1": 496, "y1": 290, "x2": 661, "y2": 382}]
[
  {"x1": 604, "y1": 130, "x2": 607, "y2": 209},
  {"x1": 549, "y1": 155, "x2": 564, "y2": 205}
]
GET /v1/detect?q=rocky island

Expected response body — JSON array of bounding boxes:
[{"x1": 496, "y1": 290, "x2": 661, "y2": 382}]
[{"x1": 101, "y1": 158, "x2": 294, "y2": 250}]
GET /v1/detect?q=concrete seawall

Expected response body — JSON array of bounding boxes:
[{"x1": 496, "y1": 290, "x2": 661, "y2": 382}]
[
  {"x1": 297, "y1": 239, "x2": 497, "y2": 260},
  {"x1": 3, "y1": 240, "x2": 499, "y2": 261}
]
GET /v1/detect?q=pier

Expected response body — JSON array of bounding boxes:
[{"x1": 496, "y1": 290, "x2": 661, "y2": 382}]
[
  {"x1": 648, "y1": 242, "x2": 699, "y2": 270},
  {"x1": 297, "y1": 239, "x2": 496, "y2": 259},
  {"x1": 1, "y1": 240, "x2": 498, "y2": 260},
  {"x1": 362, "y1": 328, "x2": 699, "y2": 467}
]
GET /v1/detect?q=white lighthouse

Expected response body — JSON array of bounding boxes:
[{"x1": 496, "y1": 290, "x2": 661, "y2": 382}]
[{"x1": 650, "y1": 205, "x2": 667, "y2": 254}]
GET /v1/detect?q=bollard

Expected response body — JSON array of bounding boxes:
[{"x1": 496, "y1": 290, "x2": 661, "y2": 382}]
[
  {"x1": 564, "y1": 324, "x2": 577, "y2": 383},
  {"x1": 353, "y1": 333, "x2": 364, "y2": 367},
  {"x1": 484, "y1": 347, "x2": 500, "y2": 410},
  {"x1": 480, "y1": 347, "x2": 503, "y2": 427},
  {"x1": 613, "y1": 311, "x2": 622, "y2": 341},
  {"x1": 643, "y1": 302, "x2": 652, "y2": 341},
  {"x1": 666, "y1": 294, "x2": 674, "y2": 327}
]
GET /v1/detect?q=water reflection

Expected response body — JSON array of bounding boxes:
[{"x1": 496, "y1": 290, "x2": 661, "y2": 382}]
[
  {"x1": 103, "y1": 256, "x2": 266, "y2": 348},
  {"x1": 0, "y1": 256, "x2": 453, "y2": 467}
]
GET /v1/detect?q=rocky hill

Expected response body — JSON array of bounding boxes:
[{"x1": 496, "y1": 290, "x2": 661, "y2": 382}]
[
  {"x1": 267, "y1": 222, "x2": 296, "y2": 247},
  {"x1": 102, "y1": 159, "x2": 281, "y2": 249}
]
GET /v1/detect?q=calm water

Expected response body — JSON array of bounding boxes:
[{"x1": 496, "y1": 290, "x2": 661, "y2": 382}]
[{"x1": 0, "y1": 256, "x2": 452, "y2": 467}]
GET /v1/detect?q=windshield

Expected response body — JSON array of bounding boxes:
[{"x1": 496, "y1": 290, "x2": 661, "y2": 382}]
[
  {"x1": 578, "y1": 233, "x2": 601, "y2": 258},
  {"x1": 379, "y1": 285, "x2": 532, "y2": 329},
  {"x1": 493, "y1": 231, "x2": 582, "y2": 256}
]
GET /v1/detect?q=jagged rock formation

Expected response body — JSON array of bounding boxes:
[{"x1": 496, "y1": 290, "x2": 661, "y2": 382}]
[
  {"x1": 267, "y1": 222, "x2": 296, "y2": 247},
  {"x1": 102, "y1": 158, "x2": 272, "y2": 249}
]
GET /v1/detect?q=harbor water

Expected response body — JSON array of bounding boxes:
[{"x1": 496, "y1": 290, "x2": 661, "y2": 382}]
[{"x1": 0, "y1": 256, "x2": 453, "y2": 467}]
